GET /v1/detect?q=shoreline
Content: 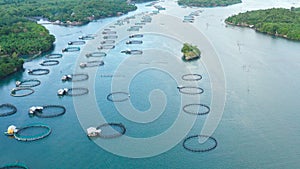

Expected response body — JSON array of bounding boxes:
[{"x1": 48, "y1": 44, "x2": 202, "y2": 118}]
[{"x1": 225, "y1": 21, "x2": 298, "y2": 42}]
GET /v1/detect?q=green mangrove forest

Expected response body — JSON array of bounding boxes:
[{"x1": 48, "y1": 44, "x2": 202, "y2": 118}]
[
  {"x1": 178, "y1": 0, "x2": 241, "y2": 7},
  {"x1": 226, "y1": 7, "x2": 300, "y2": 41},
  {"x1": 0, "y1": 0, "x2": 142, "y2": 78}
]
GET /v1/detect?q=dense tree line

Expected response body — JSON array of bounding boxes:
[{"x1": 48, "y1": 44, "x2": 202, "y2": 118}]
[
  {"x1": 226, "y1": 8, "x2": 300, "y2": 41},
  {"x1": 178, "y1": 0, "x2": 241, "y2": 7},
  {"x1": 0, "y1": 54, "x2": 24, "y2": 78},
  {"x1": 0, "y1": 0, "x2": 140, "y2": 78},
  {"x1": 0, "y1": 0, "x2": 137, "y2": 26}
]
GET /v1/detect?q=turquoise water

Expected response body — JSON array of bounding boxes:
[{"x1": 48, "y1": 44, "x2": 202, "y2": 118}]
[{"x1": 1, "y1": 1, "x2": 300, "y2": 168}]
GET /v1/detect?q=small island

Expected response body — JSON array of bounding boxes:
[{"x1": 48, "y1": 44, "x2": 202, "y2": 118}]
[
  {"x1": 181, "y1": 43, "x2": 201, "y2": 61},
  {"x1": 178, "y1": 0, "x2": 242, "y2": 7},
  {"x1": 225, "y1": 7, "x2": 300, "y2": 41}
]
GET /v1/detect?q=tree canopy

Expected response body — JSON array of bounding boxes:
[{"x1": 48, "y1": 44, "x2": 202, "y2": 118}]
[
  {"x1": 178, "y1": 0, "x2": 241, "y2": 7},
  {"x1": 226, "y1": 7, "x2": 300, "y2": 41},
  {"x1": 0, "y1": 0, "x2": 142, "y2": 78}
]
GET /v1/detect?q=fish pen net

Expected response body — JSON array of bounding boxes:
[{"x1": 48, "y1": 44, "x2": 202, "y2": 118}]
[
  {"x1": 0, "y1": 163, "x2": 28, "y2": 169},
  {"x1": 10, "y1": 88, "x2": 34, "y2": 97},
  {"x1": 66, "y1": 87, "x2": 89, "y2": 96},
  {"x1": 0, "y1": 104, "x2": 17, "y2": 117},
  {"x1": 80, "y1": 61, "x2": 104, "y2": 68},
  {"x1": 62, "y1": 74, "x2": 89, "y2": 82},
  {"x1": 100, "y1": 40, "x2": 115, "y2": 44},
  {"x1": 103, "y1": 35, "x2": 118, "y2": 39},
  {"x1": 40, "y1": 60, "x2": 59, "y2": 66},
  {"x1": 45, "y1": 53, "x2": 63, "y2": 59},
  {"x1": 98, "y1": 45, "x2": 115, "y2": 50},
  {"x1": 177, "y1": 86, "x2": 204, "y2": 95},
  {"x1": 183, "y1": 104, "x2": 210, "y2": 115},
  {"x1": 16, "y1": 79, "x2": 41, "y2": 88},
  {"x1": 183, "y1": 135, "x2": 217, "y2": 152},
  {"x1": 68, "y1": 41, "x2": 86, "y2": 45},
  {"x1": 181, "y1": 74, "x2": 202, "y2": 81},
  {"x1": 86, "y1": 52, "x2": 107, "y2": 58},
  {"x1": 14, "y1": 124, "x2": 51, "y2": 142},
  {"x1": 33, "y1": 105, "x2": 66, "y2": 118},
  {"x1": 107, "y1": 92, "x2": 130, "y2": 102},
  {"x1": 121, "y1": 50, "x2": 143, "y2": 55},
  {"x1": 96, "y1": 123, "x2": 126, "y2": 139},
  {"x1": 28, "y1": 69, "x2": 50, "y2": 75}
]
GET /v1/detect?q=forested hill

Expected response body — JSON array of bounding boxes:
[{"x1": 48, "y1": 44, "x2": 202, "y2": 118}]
[
  {"x1": 178, "y1": 0, "x2": 242, "y2": 7},
  {"x1": 225, "y1": 8, "x2": 300, "y2": 41},
  {"x1": 0, "y1": 0, "x2": 140, "y2": 79},
  {"x1": 0, "y1": 0, "x2": 137, "y2": 26}
]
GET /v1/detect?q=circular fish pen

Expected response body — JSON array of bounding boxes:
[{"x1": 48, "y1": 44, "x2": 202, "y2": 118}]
[
  {"x1": 80, "y1": 61, "x2": 104, "y2": 68},
  {"x1": 182, "y1": 74, "x2": 202, "y2": 81},
  {"x1": 68, "y1": 41, "x2": 86, "y2": 45},
  {"x1": 29, "y1": 105, "x2": 66, "y2": 118},
  {"x1": 103, "y1": 35, "x2": 118, "y2": 39},
  {"x1": 177, "y1": 86, "x2": 204, "y2": 95},
  {"x1": 61, "y1": 74, "x2": 89, "y2": 82},
  {"x1": 40, "y1": 60, "x2": 59, "y2": 66},
  {"x1": 16, "y1": 79, "x2": 41, "y2": 88},
  {"x1": 13, "y1": 124, "x2": 51, "y2": 142},
  {"x1": 129, "y1": 34, "x2": 143, "y2": 38},
  {"x1": 0, "y1": 163, "x2": 28, "y2": 169},
  {"x1": 57, "y1": 87, "x2": 89, "y2": 97},
  {"x1": 126, "y1": 40, "x2": 143, "y2": 44},
  {"x1": 183, "y1": 135, "x2": 217, "y2": 152},
  {"x1": 107, "y1": 92, "x2": 130, "y2": 102},
  {"x1": 102, "y1": 31, "x2": 117, "y2": 34},
  {"x1": 45, "y1": 53, "x2": 63, "y2": 59},
  {"x1": 28, "y1": 69, "x2": 50, "y2": 75},
  {"x1": 0, "y1": 104, "x2": 17, "y2": 117},
  {"x1": 183, "y1": 104, "x2": 210, "y2": 115},
  {"x1": 86, "y1": 52, "x2": 107, "y2": 58},
  {"x1": 78, "y1": 34, "x2": 96, "y2": 40},
  {"x1": 10, "y1": 88, "x2": 34, "y2": 97},
  {"x1": 100, "y1": 40, "x2": 115, "y2": 44},
  {"x1": 98, "y1": 45, "x2": 115, "y2": 50},
  {"x1": 121, "y1": 50, "x2": 143, "y2": 55},
  {"x1": 62, "y1": 47, "x2": 80, "y2": 52},
  {"x1": 96, "y1": 123, "x2": 126, "y2": 139}
]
